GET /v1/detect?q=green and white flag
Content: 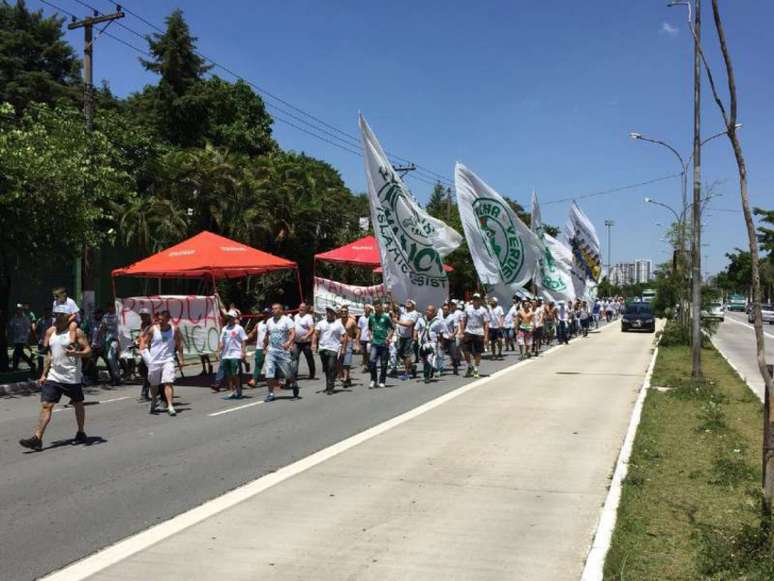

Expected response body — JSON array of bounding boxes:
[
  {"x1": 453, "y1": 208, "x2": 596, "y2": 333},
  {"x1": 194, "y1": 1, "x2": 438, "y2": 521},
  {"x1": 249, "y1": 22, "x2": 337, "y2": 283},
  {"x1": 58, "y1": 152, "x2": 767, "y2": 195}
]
[
  {"x1": 359, "y1": 114, "x2": 462, "y2": 308},
  {"x1": 531, "y1": 192, "x2": 575, "y2": 303},
  {"x1": 454, "y1": 163, "x2": 542, "y2": 301}
]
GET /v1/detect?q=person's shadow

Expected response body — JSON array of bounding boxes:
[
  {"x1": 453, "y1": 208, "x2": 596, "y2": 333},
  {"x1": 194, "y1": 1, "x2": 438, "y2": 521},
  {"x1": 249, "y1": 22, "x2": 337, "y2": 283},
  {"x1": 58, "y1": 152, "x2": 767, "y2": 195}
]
[{"x1": 23, "y1": 435, "x2": 108, "y2": 454}]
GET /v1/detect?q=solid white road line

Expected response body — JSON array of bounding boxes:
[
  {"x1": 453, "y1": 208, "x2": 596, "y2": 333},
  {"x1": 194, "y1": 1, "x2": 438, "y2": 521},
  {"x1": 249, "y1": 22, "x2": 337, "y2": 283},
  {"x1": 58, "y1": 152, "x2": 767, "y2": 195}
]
[
  {"x1": 208, "y1": 400, "x2": 264, "y2": 417},
  {"x1": 53, "y1": 396, "x2": 132, "y2": 413},
  {"x1": 41, "y1": 341, "x2": 575, "y2": 581},
  {"x1": 581, "y1": 338, "x2": 660, "y2": 581},
  {"x1": 725, "y1": 315, "x2": 774, "y2": 339}
]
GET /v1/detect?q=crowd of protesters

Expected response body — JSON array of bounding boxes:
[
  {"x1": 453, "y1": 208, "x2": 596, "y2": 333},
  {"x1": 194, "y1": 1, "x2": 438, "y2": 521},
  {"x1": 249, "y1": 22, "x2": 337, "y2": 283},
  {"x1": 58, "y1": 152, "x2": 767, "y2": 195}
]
[{"x1": 14, "y1": 285, "x2": 625, "y2": 450}]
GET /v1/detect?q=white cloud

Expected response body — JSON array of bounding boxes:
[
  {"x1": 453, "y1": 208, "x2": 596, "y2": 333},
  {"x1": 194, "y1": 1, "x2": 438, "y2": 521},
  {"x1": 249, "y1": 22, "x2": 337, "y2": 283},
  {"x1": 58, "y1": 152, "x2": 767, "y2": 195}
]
[{"x1": 661, "y1": 22, "x2": 679, "y2": 36}]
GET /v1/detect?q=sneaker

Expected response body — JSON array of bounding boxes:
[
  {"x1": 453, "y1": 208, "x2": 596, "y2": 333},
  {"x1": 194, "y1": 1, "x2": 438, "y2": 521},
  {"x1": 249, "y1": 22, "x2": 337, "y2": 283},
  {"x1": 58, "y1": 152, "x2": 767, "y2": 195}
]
[
  {"x1": 19, "y1": 435, "x2": 42, "y2": 451},
  {"x1": 464, "y1": 367, "x2": 473, "y2": 378},
  {"x1": 369, "y1": 380, "x2": 376, "y2": 389},
  {"x1": 74, "y1": 431, "x2": 88, "y2": 444},
  {"x1": 222, "y1": 394, "x2": 236, "y2": 400},
  {"x1": 378, "y1": 382, "x2": 386, "y2": 388},
  {"x1": 399, "y1": 373, "x2": 409, "y2": 381},
  {"x1": 473, "y1": 368, "x2": 480, "y2": 379},
  {"x1": 168, "y1": 406, "x2": 177, "y2": 417},
  {"x1": 265, "y1": 392, "x2": 276, "y2": 403}
]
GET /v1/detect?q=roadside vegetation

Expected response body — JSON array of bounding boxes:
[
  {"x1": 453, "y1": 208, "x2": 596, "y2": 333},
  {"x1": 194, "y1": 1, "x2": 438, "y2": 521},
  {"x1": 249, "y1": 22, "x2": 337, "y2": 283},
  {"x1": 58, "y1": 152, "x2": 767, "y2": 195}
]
[{"x1": 604, "y1": 322, "x2": 772, "y2": 580}]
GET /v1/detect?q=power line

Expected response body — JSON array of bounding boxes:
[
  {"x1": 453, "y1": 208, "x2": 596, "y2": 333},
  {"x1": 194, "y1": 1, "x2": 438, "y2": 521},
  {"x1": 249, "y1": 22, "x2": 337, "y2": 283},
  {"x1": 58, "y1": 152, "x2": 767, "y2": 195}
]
[{"x1": 541, "y1": 173, "x2": 682, "y2": 205}]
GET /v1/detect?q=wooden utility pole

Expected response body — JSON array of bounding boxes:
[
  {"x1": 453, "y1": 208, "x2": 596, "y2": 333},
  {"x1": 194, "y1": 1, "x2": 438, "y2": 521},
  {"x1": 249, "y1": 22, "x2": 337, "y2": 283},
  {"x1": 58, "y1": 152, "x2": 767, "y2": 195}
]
[
  {"x1": 690, "y1": 0, "x2": 703, "y2": 378},
  {"x1": 67, "y1": 8, "x2": 125, "y2": 310}
]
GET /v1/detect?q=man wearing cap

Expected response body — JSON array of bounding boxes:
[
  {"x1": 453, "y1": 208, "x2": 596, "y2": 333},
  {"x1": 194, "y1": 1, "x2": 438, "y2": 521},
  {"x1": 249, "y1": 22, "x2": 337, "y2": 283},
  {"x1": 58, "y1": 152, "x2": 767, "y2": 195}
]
[
  {"x1": 442, "y1": 302, "x2": 461, "y2": 375},
  {"x1": 532, "y1": 299, "x2": 545, "y2": 356},
  {"x1": 140, "y1": 310, "x2": 184, "y2": 416},
  {"x1": 313, "y1": 306, "x2": 346, "y2": 394},
  {"x1": 505, "y1": 297, "x2": 519, "y2": 352},
  {"x1": 20, "y1": 304, "x2": 91, "y2": 450},
  {"x1": 358, "y1": 304, "x2": 373, "y2": 372},
  {"x1": 219, "y1": 310, "x2": 248, "y2": 399},
  {"x1": 396, "y1": 299, "x2": 420, "y2": 381},
  {"x1": 459, "y1": 293, "x2": 489, "y2": 378},
  {"x1": 488, "y1": 297, "x2": 505, "y2": 360},
  {"x1": 263, "y1": 303, "x2": 296, "y2": 401}
]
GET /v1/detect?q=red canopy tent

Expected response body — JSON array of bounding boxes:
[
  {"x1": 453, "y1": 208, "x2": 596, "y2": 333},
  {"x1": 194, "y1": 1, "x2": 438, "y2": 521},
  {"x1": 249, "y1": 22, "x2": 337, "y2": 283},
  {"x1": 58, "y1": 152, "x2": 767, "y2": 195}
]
[
  {"x1": 113, "y1": 231, "x2": 303, "y2": 298},
  {"x1": 315, "y1": 234, "x2": 453, "y2": 273}
]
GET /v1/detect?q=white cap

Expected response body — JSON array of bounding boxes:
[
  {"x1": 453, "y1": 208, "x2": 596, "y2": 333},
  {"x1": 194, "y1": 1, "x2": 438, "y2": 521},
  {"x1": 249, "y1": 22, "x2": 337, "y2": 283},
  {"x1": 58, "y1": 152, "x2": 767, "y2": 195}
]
[
  {"x1": 406, "y1": 299, "x2": 416, "y2": 307},
  {"x1": 472, "y1": 293, "x2": 482, "y2": 299},
  {"x1": 139, "y1": 307, "x2": 151, "y2": 316},
  {"x1": 226, "y1": 309, "x2": 239, "y2": 319}
]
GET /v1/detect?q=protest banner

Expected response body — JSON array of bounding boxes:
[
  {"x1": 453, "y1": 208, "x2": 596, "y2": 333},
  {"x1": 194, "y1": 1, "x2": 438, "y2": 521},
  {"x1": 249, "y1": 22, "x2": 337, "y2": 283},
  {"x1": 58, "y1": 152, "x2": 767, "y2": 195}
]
[
  {"x1": 313, "y1": 277, "x2": 387, "y2": 316},
  {"x1": 115, "y1": 295, "x2": 222, "y2": 356}
]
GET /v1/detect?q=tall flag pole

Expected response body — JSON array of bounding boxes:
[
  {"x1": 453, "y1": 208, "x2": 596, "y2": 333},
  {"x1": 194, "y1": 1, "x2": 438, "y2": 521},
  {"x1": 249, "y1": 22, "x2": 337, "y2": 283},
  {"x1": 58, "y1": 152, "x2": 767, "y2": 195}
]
[
  {"x1": 454, "y1": 163, "x2": 543, "y2": 303},
  {"x1": 359, "y1": 114, "x2": 462, "y2": 308}
]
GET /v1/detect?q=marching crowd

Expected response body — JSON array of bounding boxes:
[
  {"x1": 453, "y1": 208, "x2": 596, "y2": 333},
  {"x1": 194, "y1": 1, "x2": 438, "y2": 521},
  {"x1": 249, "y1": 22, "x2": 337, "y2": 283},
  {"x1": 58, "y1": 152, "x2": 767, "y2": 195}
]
[{"x1": 15, "y1": 286, "x2": 626, "y2": 450}]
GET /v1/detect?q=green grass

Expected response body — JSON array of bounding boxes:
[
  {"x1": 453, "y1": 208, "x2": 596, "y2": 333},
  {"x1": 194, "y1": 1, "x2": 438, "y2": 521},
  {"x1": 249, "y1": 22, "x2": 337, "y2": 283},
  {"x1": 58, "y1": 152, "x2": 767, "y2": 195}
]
[{"x1": 604, "y1": 345, "x2": 774, "y2": 580}]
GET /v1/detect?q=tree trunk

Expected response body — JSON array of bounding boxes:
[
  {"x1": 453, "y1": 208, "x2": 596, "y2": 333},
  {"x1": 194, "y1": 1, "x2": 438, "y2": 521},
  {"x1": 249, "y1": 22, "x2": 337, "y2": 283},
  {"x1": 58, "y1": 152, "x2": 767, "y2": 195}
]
[
  {"x1": 690, "y1": 0, "x2": 703, "y2": 378},
  {"x1": 710, "y1": 0, "x2": 774, "y2": 517}
]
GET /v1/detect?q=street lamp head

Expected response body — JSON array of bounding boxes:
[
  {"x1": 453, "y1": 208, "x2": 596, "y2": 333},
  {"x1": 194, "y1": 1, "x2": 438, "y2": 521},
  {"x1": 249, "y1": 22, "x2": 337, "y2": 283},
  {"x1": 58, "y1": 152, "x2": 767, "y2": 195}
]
[
  {"x1": 644, "y1": 197, "x2": 653, "y2": 203},
  {"x1": 734, "y1": 122, "x2": 743, "y2": 129},
  {"x1": 629, "y1": 132, "x2": 642, "y2": 140}
]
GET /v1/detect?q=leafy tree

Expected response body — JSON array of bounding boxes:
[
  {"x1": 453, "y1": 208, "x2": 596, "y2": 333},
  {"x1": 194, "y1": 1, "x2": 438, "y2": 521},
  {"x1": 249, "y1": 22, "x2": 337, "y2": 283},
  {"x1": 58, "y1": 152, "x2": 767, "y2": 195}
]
[
  {"x1": 0, "y1": 102, "x2": 135, "y2": 369},
  {"x1": 754, "y1": 207, "x2": 774, "y2": 256},
  {"x1": 139, "y1": 9, "x2": 210, "y2": 96},
  {"x1": 426, "y1": 182, "x2": 451, "y2": 218},
  {"x1": 0, "y1": 0, "x2": 81, "y2": 113}
]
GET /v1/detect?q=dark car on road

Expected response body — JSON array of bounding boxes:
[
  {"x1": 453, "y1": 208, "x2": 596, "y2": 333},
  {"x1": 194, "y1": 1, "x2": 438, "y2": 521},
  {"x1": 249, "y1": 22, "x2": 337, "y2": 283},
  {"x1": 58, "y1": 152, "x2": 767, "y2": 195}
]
[{"x1": 621, "y1": 302, "x2": 656, "y2": 333}]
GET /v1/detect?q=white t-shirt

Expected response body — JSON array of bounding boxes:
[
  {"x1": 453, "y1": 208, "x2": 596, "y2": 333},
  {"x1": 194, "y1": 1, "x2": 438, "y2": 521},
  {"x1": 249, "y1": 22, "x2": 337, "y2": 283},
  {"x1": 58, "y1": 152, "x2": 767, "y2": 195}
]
[
  {"x1": 294, "y1": 313, "x2": 315, "y2": 343},
  {"x1": 533, "y1": 306, "x2": 545, "y2": 328},
  {"x1": 417, "y1": 316, "x2": 448, "y2": 342},
  {"x1": 316, "y1": 319, "x2": 345, "y2": 352},
  {"x1": 358, "y1": 314, "x2": 371, "y2": 342},
  {"x1": 254, "y1": 321, "x2": 267, "y2": 350},
  {"x1": 489, "y1": 305, "x2": 504, "y2": 329},
  {"x1": 53, "y1": 296, "x2": 79, "y2": 315},
  {"x1": 220, "y1": 323, "x2": 247, "y2": 359},
  {"x1": 464, "y1": 305, "x2": 488, "y2": 336},
  {"x1": 266, "y1": 316, "x2": 294, "y2": 353},
  {"x1": 397, "y1": 309, "x2": 420, "y2": 338},
  {"x1": 505, "y1": 305, "x2": 518, "y2": 327}
]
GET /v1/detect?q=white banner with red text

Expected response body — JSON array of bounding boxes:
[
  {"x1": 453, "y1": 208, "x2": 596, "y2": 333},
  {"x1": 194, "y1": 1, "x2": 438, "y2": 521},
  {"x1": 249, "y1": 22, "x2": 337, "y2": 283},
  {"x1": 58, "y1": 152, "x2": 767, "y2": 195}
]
[{"x1": 313, "y1": 277, "x2": 387, "y2": 317}]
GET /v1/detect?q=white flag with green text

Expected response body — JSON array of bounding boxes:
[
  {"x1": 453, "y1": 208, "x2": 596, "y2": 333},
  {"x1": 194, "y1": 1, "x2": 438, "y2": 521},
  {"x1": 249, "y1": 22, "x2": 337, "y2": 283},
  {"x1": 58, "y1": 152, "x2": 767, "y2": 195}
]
[
  {"x1": 455, "y1": 163, "x2": 542, "y2": 301},
  {"x1": 359, "y1": 114, "x2": 462, "y2": 308},
  {"x1": 531, "y1": 192, "x2": 575, "y2": 303}
]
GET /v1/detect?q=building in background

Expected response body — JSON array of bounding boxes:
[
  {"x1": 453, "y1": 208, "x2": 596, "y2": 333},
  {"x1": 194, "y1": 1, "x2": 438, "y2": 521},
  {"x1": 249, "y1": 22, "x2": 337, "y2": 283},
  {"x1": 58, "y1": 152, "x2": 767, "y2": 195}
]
[{"x1": 609, "y1": 259, "x2": 654, "y2": 286}]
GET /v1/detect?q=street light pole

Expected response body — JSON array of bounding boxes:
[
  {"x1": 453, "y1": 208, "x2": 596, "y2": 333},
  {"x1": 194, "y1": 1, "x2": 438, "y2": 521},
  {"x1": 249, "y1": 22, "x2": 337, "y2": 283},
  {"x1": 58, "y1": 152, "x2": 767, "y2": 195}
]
[
  {"x1": 690, "y1": 0, "x2": 703, "y2": 378},
  {"x1": 604, "y1": 220, "x2": 614, "y2": 274}
]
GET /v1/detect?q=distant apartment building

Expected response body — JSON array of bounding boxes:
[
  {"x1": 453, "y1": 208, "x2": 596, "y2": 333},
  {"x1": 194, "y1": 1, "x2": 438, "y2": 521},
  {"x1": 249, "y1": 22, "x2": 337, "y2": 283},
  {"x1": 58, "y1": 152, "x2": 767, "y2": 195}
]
[{"x1": 609, "y1": 259, "x2": 654, "y2": 286}]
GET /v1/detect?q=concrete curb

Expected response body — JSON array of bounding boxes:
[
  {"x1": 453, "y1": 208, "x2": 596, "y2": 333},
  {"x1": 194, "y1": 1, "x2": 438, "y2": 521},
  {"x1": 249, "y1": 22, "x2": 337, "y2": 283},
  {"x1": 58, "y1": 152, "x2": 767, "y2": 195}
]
[
  {"x1": 580, "y1": 336, "x2": 660, "y2": 581},
  {"x1": 0, "y1": 380, "x2": 39, "y2": 396}
]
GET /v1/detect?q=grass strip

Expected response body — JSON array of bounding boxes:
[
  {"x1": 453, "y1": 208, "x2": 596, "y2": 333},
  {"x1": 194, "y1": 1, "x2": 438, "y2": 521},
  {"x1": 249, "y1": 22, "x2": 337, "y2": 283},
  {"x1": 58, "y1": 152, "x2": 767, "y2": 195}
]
[{"x1": 604, "y1": 344, "x2": 774, "y2": 580}]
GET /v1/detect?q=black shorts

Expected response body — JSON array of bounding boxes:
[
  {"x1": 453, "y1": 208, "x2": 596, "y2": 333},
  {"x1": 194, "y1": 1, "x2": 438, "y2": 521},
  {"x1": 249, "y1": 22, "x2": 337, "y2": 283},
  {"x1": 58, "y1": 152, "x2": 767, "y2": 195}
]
[
  {"x1": 397, "y1": 337, "x2": 414, "y2": 359},
  {"x1": 462, "y1": 333, "x2": 485, "y2": 356},
  {"x1": 489, "y1": 328, "x2": 502, "y2": 341},
  {"x1": 41, "y1": 380, "x2": 84, "y2": 404},
  {"x1": 533, "y1": 326, "x2": 544, "y2": 340}
]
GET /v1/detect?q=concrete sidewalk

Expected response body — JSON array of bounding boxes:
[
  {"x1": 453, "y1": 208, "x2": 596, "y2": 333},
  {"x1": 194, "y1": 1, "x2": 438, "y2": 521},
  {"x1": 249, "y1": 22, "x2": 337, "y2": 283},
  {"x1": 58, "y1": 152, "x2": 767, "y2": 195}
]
[{"x1": 58, "y1": 325, "x2": 656, "y2": 581}]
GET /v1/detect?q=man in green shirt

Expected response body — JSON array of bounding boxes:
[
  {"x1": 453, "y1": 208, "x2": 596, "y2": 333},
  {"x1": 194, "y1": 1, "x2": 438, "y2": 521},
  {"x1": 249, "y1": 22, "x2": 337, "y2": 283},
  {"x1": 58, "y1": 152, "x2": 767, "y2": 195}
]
[{"x1": 367, "y1": 302, "x2": 394, "y2": 388}]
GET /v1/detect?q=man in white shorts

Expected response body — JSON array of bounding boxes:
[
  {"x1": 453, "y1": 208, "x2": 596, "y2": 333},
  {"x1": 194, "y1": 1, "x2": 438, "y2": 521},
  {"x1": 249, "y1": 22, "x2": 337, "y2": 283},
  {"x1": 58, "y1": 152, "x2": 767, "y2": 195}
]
[
  {"x1": 140, "y1": 310, "x2": 184, "y2": 416},
  {"x1": 263, "y1": 303, "x2": 296, "y2": 401}
]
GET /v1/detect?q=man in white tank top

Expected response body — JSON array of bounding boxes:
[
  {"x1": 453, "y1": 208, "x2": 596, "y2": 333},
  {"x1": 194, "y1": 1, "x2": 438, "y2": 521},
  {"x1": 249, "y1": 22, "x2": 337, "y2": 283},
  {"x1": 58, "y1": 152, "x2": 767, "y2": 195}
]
[
  {"x1": 19, "y1": 304, "x2": 92, "y2": 451},
  {"x1": 139, "y1": 310, "x2": 184, "y2": 416}
]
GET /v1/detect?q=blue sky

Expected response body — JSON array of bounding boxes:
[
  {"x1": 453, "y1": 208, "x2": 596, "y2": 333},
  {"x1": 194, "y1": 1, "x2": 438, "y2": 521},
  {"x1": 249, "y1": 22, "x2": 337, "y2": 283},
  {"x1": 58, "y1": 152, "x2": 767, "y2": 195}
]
[{"x1": 32, "y1": 0, "x2": 774, "y2": 274}]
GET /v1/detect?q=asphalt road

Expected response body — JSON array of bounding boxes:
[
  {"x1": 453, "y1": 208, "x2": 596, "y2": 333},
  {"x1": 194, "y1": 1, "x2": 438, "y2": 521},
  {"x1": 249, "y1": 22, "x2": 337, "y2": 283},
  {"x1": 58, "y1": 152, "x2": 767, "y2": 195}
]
[
  {"x1": 712, "y1": 311, "x2": 774, "y2": 400},
  {"x1": 0, "y1": 325, "x2": 605, "y2": 581}
]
